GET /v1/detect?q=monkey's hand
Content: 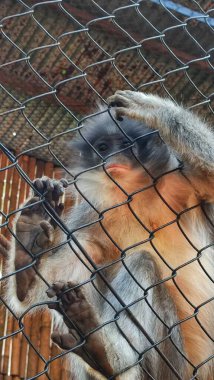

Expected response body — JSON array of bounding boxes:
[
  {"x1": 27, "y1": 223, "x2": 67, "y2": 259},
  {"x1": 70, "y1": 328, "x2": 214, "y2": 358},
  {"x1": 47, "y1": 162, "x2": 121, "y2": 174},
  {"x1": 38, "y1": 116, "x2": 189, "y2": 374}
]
[
  {"x1": 107, "y1": 90, "x2": 178, "y2": 127},
  {"x1": 17, "y1": 177, "x2": 68, "y2": 252},
  {"x1": 14, "y1": 177, "x2": 68, "y2": 301},
  {"x1": 47, "y1": 281, "x2": 113, "y2": 377}
]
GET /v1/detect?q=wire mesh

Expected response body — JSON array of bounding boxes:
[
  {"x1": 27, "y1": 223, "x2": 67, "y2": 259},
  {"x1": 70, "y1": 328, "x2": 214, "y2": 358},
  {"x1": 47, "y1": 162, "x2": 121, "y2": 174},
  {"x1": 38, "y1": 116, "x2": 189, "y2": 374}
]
[{"x1": 0, "y1": 0, "x2": 213, "y2": 379}]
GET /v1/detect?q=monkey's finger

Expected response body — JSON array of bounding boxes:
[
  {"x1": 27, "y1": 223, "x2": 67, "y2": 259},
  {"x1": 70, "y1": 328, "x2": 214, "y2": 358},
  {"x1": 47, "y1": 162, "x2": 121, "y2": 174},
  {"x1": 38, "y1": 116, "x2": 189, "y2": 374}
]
[
  {"x1": 67, "y1": 282, "x2": 86, "y2": 300},
  {"x1": 48, "y1": 203, "x2": 64, "y2": 229},
  {"x1": 33, "y1": 177, "x2": 49, "y2": 193},
  {"x1": 112, "y1": 107, "x2": 132, "y2": 122},
  {"x1": 107, "y1": 93, "x2": 131, "y2": 108},
  {"x1": 33, "y1": 177, "x2": 55, "y2": 197},
  {"x1": 55, "y1": 203, "x2": 64, "y2": 217},
  {"x1": 46, "y1": 288, "x2": 57, "y2": 298},
  {"x1": 43, "y1": 177, "x2": 54, "y2": 191},
  {"x1": 51, "y1": 180, "x2": 66, "y2": 202},
  {"x1": 108, "y1": 90, "x2": 148, "y2": 107},
  {"x1": 60, "y1": 178, "x2": 68, "y2": 188},
  {"x1": 36, "y1": 221, "x2": 54, "y2": 247},
  {"x1": 47, "y1": 281, "x2": 79, "y2": 309}
]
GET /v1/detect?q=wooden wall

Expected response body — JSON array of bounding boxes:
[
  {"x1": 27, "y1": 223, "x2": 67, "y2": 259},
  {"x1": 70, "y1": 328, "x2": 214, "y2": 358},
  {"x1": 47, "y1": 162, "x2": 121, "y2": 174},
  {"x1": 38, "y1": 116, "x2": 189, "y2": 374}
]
[{"x1": 0, "y1": 152, "x2": 69, "y2": 380}]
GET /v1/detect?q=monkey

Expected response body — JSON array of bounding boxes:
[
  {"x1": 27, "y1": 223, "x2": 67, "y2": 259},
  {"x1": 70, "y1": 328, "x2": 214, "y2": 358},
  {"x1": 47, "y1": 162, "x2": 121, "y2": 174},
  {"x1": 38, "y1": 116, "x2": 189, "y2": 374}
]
[{"x1": 1, "y1": 90, "x2": 214, "y2": 379}]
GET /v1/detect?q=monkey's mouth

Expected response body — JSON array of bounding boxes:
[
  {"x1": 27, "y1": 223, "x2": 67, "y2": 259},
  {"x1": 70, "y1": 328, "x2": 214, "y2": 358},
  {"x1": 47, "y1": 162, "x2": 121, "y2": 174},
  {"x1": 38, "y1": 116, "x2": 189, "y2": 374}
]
[{"x1": 105, "y1": 164, "x2": 131, "y2": 173}]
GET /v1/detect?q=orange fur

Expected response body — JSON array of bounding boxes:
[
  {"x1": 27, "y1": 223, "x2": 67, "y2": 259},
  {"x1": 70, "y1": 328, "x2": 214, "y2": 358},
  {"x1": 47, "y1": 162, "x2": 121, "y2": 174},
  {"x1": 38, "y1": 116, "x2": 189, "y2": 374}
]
[{"x1": 76, "y1": 167, "x2": 213, "y2": 375}]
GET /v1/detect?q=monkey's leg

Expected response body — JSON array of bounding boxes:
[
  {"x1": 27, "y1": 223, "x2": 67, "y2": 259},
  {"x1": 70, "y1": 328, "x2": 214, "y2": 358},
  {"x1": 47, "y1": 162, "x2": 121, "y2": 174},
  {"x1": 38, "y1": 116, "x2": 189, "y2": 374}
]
[
  {"x1": 107, "y1": 91, "x2": 214, "y2": 176},
  {"x1": 13, "y1": 177, "x2": 67, "y2": 301},
  {"x1": 47, "y1": 281, "x2": 113, "y2": 377}
]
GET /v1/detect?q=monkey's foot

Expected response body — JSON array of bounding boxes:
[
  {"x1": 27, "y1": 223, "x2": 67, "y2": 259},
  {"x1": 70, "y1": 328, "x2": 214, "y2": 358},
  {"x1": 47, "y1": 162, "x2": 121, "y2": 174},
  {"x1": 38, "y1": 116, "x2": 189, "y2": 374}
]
[
  {"x1": 107, "y1": 90, "x2": 176, "y2": 124},
  {"x1": 47, "y1": 281, "x2": 113, "y2": 377},
  {"x1": 47, "y1": 281, "x2": 99, "y2": 358},
  {"x1": 47, "y1": 281, "x2": 98, "y2": 337}
]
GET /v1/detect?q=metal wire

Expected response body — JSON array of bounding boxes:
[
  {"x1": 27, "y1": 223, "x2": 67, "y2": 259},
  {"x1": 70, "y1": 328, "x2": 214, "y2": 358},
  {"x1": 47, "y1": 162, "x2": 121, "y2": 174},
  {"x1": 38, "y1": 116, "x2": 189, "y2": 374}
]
[{"x1": 0, "y1": 0, "x2": 213, "y2": 379}]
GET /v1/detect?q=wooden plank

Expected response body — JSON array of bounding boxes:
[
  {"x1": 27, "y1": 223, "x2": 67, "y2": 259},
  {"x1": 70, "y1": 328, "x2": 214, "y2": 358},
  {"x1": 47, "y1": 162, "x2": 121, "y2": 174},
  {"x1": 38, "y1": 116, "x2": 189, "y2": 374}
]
[
  {"x1": 26, "y1": 313, "x2": 41, "y2": 378},
  {"x1": 0, "y1": 307, "x2": 6, "y2": 369},
  {"x1": 10, "y1": 320, "x2": 22, "y2": 376},
  {"x1": 26, "y1": 156, "x2": 37, "y2": 197},
  {"x1": 4, "y1": 161, "x2": 18, "y2": 239},
  {"x1": 44, "y1": 162, "x2": 54, "y2": 177},
  {"x1": 1, "y1": 157, "x2": 13, "y2": 237},
  {"x1": 19, "y1": 316, "x2": 31, "y2": 378},
  {"x1": 7, "y1": 166, "x2": 20, "y2": 214},
  {"x1": 37, "y1": 311, "x2": 51, "y2": 380},
  {"x1": 35, "y1": 160, "x2": 45, "y2": 178},
  {"x1": 0, "y1": 154, "x2": 7, "y2": 210},
  {"x1": 49, "y1": 343, "x2": 62, "y2": 380},
  {"x1": 1, "y1": 312, "x2": 13, "y2": 375},
  {"x1": 18, "y1": 156, "x2": 29, "y2": 206}
]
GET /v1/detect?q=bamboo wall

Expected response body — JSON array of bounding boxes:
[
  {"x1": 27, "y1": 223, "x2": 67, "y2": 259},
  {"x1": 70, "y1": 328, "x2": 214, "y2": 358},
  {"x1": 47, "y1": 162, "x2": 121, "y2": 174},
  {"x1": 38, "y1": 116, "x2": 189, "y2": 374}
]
[{"x1": 0, "y1": 151, "x2": 70, "y2": 380}]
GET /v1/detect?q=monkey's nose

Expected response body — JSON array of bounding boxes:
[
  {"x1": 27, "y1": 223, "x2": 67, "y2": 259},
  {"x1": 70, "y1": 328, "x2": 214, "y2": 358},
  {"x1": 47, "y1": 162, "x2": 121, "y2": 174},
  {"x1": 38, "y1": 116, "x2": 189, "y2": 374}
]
[{"x1": 105, "y1": 163, "x2": 130, "y2": 174}]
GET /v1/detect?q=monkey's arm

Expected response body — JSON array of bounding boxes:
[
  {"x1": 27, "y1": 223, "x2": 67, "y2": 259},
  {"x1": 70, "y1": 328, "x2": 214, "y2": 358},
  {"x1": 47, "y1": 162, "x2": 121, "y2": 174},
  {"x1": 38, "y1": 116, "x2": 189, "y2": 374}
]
[{"x1": 107, "y1": 91, "x2": 214, "y2": 178}]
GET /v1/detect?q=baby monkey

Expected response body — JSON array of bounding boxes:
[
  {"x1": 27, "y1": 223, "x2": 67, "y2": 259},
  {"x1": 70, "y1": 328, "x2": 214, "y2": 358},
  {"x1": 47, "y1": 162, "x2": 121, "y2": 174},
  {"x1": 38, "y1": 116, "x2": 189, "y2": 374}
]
[{"x1": 2, "y1": 91, "x2": 214, "y2": 379}]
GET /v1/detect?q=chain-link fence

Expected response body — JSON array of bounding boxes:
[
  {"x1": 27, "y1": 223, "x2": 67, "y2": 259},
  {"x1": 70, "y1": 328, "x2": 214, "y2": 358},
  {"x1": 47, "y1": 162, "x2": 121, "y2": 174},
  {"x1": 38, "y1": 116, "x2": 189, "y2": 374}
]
[{"x1": 0, "y1": 1, "x2": 213, "y2": 379}]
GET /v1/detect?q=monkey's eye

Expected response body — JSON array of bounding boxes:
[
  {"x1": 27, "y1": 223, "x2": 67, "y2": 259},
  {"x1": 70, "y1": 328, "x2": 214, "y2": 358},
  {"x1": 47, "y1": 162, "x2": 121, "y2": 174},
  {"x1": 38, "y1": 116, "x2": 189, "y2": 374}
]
[{"x1": 97, "y1": 143, "x2": 109, "y2": 152}]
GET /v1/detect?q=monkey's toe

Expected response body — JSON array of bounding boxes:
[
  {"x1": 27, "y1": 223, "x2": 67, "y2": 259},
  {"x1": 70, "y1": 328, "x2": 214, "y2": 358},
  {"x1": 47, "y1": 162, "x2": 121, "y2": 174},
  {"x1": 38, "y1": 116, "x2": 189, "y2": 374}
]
[
  {"x1": 47, "y1": 281, "x2": 83, "y2": 306},
  {"x1": 46, "y1": 281, "x2": 66, "y2": 298}
]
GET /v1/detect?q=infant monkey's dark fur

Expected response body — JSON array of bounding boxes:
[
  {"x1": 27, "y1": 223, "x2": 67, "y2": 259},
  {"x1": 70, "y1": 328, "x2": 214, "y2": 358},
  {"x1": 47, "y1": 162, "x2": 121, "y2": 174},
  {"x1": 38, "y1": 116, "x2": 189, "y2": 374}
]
[{"x1": 2, "y1": 91, "x2": 214, "y2": 379}]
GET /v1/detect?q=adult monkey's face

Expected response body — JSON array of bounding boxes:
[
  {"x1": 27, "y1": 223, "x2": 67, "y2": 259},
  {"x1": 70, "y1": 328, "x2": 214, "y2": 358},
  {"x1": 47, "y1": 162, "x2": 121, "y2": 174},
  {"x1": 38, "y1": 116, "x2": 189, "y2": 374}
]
[{"x1": 68, "y1": 107, "x2": 171, "y2": 181}]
